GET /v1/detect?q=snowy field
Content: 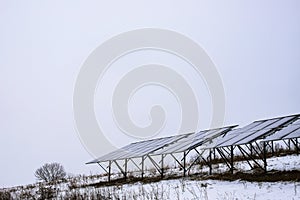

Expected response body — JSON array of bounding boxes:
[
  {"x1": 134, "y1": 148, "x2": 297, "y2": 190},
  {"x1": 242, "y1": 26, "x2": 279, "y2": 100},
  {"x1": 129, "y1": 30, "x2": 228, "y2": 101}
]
[
  {"x1": 2, "y1": 178, "x2": 299, "y2": 199},
  {"x1": 1, "y1": 154, "x2": 300, "y2": 199},
  {"x1": 81, "y1": 179, "x2": 300, "y2": 200}
]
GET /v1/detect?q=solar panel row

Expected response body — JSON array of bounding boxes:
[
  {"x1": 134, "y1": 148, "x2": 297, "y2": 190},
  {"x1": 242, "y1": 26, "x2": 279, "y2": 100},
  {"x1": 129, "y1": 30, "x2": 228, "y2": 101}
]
[{"x1": 87, "y1": 114, "x2": 300, "y2": 164}]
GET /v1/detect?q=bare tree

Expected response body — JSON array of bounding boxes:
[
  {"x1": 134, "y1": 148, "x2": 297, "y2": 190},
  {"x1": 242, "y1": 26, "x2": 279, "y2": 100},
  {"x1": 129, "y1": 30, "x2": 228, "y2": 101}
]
[{"x1": 35, "y1": 162, "x2": 66, "y2": 182}]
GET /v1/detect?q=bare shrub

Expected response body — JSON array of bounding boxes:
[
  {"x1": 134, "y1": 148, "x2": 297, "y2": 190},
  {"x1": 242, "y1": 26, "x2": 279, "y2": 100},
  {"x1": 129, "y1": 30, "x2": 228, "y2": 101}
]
[
  {"x1": 36, "y1": 185, "x2": 55, "y2": 199},
  {"x1": 35, "y1": 162, "x2": 66, "y2": 182},
  {"x1": 0, "y1": 190, "x2": 11, "y2": 200},
  {"x1": 19, "y1": 190, "x2": 35, "y2": 200}
]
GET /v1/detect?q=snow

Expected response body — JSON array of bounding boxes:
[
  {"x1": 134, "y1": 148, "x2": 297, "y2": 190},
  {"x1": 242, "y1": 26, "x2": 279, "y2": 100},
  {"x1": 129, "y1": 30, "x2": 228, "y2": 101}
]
[
  {"x1": 116, "y1": 179, "x2": 300, "y2": 200},
  {"x1": 4, "y1": 179, "x2": 299, "y2": 199},
  {"x1": 1, "y1": 154, "x2": 300, "y2": 199},
  {"x1": 268, "y1": 154, "x2": 300, "y2": 171}
]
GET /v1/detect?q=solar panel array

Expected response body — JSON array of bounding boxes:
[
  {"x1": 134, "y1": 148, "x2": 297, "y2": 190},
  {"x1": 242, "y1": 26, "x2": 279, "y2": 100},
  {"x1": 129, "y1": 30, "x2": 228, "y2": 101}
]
[{"x1": 87, "y1": 114, "x2": 300, "y2": 164}]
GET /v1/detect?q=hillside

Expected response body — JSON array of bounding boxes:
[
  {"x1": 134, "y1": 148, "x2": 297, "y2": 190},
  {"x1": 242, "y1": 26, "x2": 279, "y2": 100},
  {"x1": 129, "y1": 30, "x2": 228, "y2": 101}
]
[{"x1": 1, "y1": 154, "x2": 300, "y2": 199}]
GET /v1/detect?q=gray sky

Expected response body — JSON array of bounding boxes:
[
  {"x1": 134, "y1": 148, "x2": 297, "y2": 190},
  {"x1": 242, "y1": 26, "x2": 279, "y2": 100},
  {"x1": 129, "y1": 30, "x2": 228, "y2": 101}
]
[{"x1": 1, "y1": 0, "x2": 300, "y2": 187}]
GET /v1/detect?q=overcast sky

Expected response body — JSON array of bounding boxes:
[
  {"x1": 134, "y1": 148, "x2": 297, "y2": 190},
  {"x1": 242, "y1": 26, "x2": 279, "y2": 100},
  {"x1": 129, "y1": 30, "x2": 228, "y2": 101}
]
[{"x1": 1, "y1": 0, "x2": 300, "y2": 187}]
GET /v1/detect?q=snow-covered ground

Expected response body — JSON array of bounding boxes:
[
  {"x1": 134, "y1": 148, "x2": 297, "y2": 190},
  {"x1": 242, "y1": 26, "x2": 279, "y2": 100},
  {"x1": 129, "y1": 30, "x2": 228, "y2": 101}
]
[
  {"x1": 1, "y1": 154, "x2": 300, "y2": 199},
  {"x1": 2, "y1": 178, "x2": 299, "y2": 199},
  {"x1": 268, "y1": 155, "x2": 300, "y2": 171},
  {"x1": 85, "y1": 179, "x2": 300, "y2": 200}
]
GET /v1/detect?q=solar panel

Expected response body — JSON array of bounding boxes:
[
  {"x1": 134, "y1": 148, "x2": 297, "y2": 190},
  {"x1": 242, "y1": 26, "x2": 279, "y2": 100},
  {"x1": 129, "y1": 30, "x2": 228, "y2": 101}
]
[
  {"x1": 261, "y1": 115, "x2": 300, "y2": 142},
  {"x1": 262, "y1": 125, "x2": 300, "y2": 141},
  {"x1": 266, "y1": 116, "x2": 295, "y2": 129},
  {"x1": 150, "y1": 126, "x2": 235, "y2": 155},
  {"x1": 249, "y1": 119, "x2": 278, "y2": 131},
  {"x1": 235, "y1": 116, "x2": 297, "y2": 145},
  {"x1": 292, "y1": 118, "x2": 300, "y2": 125},
  {"x1": 241, "y1": 121, "x2": 263, "y2": 131},
  {"x1": 115, "y1": 136, "x2": 178, "y2": 160},
  {"x1": 87, "y1": 136, "x2": 180, "y2": 163},
  {"x1": 283, "y1": 128, "x2": 300, "y2": 139},
  {"x1": 204, "y1": 129, "x2": 244, "y2": 149},
  {"x1": 188, "y1": 127, "x2": 232, "y2": 150},
  {"x1": 235, "y1": 129, "x2": 272, "y2": 145},
  {"x1": 151, "y1": 133, "x2": 195, "y2": 155},
  {"x1": 219, "y1": 130, "x2": 258, "y2": 147},
  {"x1": 216, "y1": 114, "x2": 299, "y2": 147},
  {"x1": 87, "y1": 149, "x2": 124, "y2": 164}
]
